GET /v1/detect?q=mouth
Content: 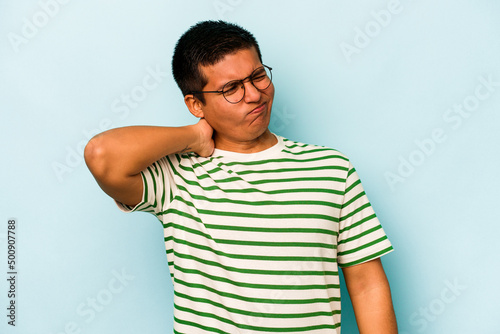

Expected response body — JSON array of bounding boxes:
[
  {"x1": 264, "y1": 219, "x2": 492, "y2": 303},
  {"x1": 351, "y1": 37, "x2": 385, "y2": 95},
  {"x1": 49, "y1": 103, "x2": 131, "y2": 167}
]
[{"x1": 249, "y1": 102, "x2": 267, "y2": 115}]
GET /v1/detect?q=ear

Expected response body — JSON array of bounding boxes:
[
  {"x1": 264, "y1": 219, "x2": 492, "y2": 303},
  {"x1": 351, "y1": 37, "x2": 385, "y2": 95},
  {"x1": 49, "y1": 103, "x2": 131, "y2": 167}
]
[{"x1": 184, "y1": 94, "x2": 205, "y2": 118}]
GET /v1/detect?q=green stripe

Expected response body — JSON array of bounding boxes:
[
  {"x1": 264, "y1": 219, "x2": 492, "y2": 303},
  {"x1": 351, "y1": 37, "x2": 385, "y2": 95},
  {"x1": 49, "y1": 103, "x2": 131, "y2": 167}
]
[
  {"x1": 168, "y1": 236, "x2": 337, "y2": 263},
  {"x1": 130, "y1": 170, "x2": 151, "y2": 212},
  {"x1": 145, "y1": 165, "x2": 158, "y2": 208},
  {"x1": 339, "y1": 202, "x2": 371, "y2": 221},
  {"x1": 140, "y1": 171, "x2": 148, "y2": 204},
  {"x1": 339, "y1": 213, "x2": 377, "y2": 234},
  {"x1": 134, "y1": 202, "x2": 155, "y2": 213},
  {"x1": 339, "y1": 246, "x2": 394, "y2": 267},
  {"x1": 180, "y1": 162, "x2": 332, "y2": 182},
  {"x1": 222, "y1": 155, "x2": 348, "y2": 167},
  {"x1": 173, "y1": 250, "x2": 338, "y2": 276},
  {"x1": 342, "y1": 190, "x2": 366, "y2": 208},
  {"x1": 162, "y1": 220, "x2": 337, "y2": 249},
  {"x1": 237, "y1": 165, "x2": 348, "y2": 175},
  {"x1": 174, "y1": 265, "x2": 339, "y2": 290},
  {"x1": 175, "y1": 304, "x2": 340, "y2": 332},
  {"x1": 337, "y1": 236, "x2": 389, "y2": 256},
  {"x1": 344, "y1": 178, "x2": 361, "y2": 195},
  {"x1": 158, "y1": 159, "x2": 167, "y2": 207},
  {"x1": 162, "y1": 195, "x2": 339, "y2": 223},
  {"x1": 176, "y1": 185, "x2": 341, "y2": 208},
  {"x1": 173, "y1": 329, "x2": 186, "y2": 334},
  {"x1": 164, "y1": 209, "x2": 202, "y2": 223},
  {"x1": 203, "y1": 223, "x2": 337, "y2": 236},
  {"x1": 176, "y1": 152, "x2": 347, "y2": 172},
  {"x1": 282, "y1": 140, "x2": 307, "y2": 148},
  {"x1": 207, "y1": 238, "x2": 337, "y2": 249},
  {"x1": 177, "y1": 152, "x2": 348, "y2": 174},
  {"x1": 281, "y1": 147, "x2": 339, "y2": 155},
  {"x1": 174, "y1": 277, "x2": 340, "y2": 304},
  {"x1": 176, "y1": 162, "x2": 223, "y2": 174},
  {"x1": 248, "y1": 176, "x2": 344, "y2": 185},
  {"x1": 197, "y1": 208, "x2": 338, "y2": 222},
  {"x1": 176, "y1": 153, "x2": 216, "y2": 168},
  {"x1": 283, "y1": 142, "x2": 312, "y2": 149},
  {"x1": 185, "y1": 186, "x2": 344, "y2": 196},
  {"x1": 175, "y1": 291, "x2": 339, "y2": 318},
  {"x1": 338, "y1": 224, "x2": 381, "y2": 245},
  {"x1": 174, "y1": 316, "x2": 228, "y2": 334}
]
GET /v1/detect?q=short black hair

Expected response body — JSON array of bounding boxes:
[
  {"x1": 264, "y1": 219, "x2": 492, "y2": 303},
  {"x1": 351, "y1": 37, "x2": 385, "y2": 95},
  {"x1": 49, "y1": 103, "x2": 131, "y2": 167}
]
[{"x1": 172, "y1": 20, "x2": 263, "y2": 104}]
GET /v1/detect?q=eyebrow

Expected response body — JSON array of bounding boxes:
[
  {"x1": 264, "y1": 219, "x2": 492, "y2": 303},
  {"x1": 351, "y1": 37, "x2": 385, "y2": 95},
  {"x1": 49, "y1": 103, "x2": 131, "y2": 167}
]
[{"x1": 215, "y1": 66, "x2": 264, "y2": 90}]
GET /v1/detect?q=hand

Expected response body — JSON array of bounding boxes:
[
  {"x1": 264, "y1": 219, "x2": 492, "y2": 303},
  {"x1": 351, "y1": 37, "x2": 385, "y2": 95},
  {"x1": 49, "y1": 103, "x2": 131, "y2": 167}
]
[{"x1": 193, "y1": 118, "x2": 214, "y2": 157}]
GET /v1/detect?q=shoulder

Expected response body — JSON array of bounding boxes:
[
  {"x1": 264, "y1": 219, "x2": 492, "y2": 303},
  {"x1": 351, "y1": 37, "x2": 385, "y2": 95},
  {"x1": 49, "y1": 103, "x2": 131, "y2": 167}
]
[
  {"x1": 164, "y1": 152, "x2": 216, "y2": 173},
  {"x1": 278, "y1": 135, "x2": 351, "y2": 165}
]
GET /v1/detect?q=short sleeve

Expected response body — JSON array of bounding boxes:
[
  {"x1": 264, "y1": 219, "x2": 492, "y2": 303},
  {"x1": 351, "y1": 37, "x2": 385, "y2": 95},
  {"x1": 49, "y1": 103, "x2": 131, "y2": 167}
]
[
  {"x1": 115, "y1": 155, "x2": 174, "y2": 216},
  {"x1": 337, "y1": 162, "x2": 393, "y2": 267}
]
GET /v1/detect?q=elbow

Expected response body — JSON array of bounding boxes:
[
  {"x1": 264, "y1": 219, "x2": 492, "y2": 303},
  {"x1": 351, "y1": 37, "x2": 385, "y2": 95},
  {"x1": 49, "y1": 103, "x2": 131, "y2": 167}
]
[{"x1": 84, "y1": 136, "x2": 108, "y2": 179}]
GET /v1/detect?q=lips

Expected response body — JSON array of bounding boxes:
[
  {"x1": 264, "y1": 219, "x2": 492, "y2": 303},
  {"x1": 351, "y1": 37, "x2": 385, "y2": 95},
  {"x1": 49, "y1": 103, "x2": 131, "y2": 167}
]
[{"x1": 249, "y1": 102, "x2": 266, "y2": 114}]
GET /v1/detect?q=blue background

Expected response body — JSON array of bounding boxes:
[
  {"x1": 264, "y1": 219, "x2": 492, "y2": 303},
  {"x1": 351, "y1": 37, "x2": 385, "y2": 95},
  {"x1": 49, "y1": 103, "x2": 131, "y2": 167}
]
[{"x1": 1, "y1": 0, "x2": 499, "y2": 333}]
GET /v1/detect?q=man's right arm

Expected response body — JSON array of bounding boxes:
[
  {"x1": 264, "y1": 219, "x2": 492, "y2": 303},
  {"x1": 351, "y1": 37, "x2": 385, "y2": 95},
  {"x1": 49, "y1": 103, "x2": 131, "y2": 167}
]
[{"x1": 84, "y1": 119, "x2": 214, "y2": 207}]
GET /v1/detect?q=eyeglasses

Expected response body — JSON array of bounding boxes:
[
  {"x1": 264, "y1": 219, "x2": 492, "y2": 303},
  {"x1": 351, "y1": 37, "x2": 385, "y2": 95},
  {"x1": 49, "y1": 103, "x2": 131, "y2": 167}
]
[{"x1": 191, "y1": 65, "x2": 273, "y2": 104}]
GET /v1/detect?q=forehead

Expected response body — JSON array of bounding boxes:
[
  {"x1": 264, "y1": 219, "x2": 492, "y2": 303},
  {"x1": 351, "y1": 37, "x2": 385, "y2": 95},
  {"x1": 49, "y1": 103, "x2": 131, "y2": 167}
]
[{"x1": 200, "y1": 47, "x2": 262, "y2": 88}]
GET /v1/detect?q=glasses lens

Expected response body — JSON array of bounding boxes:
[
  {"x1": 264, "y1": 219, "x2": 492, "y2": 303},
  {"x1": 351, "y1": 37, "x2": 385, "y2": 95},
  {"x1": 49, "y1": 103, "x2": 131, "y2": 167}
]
[
  {"x1": 252, "y1": 66, "x2": 272, "y2": 90},
  {"x1": 222, "y1": 81, "x2": 244, "y2": 103}
]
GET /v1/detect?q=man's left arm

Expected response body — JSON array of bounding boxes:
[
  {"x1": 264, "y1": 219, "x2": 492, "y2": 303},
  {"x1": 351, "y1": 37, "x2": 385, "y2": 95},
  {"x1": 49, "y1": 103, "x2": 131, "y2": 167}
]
[{"x1": 342, "y1": 258, "x2": 398, "y2": 334}]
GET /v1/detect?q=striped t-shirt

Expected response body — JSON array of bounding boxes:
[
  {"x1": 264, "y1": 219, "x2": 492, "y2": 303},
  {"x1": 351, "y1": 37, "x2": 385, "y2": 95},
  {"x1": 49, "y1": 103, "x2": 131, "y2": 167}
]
[{"x1": 117, "y1": 134, "x2": 393, "y2": 333}]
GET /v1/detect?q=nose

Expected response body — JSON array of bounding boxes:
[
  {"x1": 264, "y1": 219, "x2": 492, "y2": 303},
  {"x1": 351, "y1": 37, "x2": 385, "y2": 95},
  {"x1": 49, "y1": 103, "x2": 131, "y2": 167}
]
[{"x1": 242, "y1": 80, "x2": 261, "y2": 103}]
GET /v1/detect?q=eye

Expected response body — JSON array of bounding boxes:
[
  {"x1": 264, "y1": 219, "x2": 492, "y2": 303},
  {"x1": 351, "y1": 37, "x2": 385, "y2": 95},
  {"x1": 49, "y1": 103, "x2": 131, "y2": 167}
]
[
  {"x1": 223, "y1": 81, "x2": 241, "y2": 95},
  {"x1": 252, "y1": 69, "x2": 267, "y2": 82}
]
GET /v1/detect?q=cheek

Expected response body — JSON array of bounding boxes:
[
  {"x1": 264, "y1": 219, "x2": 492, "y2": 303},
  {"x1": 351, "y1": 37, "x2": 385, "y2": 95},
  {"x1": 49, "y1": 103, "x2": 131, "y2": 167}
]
[
  {"x1": 265, "y1": 84, "x2": 275, "y2": 106},
  {"x1": 268, "y1": 82, "x2": 275, "y2": 95},
  {"x1": 265, "y1": 84, "x2": 275, "y2": 108},
  {"x1": 204, "y1": 104, "x2": 239, "y2": 129}
]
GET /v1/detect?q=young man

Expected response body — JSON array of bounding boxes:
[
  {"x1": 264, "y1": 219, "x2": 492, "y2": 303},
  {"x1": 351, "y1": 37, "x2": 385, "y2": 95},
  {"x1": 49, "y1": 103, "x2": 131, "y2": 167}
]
[{"x1": 85, "y1": 20, "x2": 397, "y2": 333}]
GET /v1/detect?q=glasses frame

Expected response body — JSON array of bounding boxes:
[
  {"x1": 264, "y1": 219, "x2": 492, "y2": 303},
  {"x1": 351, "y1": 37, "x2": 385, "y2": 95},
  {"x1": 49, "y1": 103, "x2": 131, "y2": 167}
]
[{"x1": 190, "y1": 65, "x2": 273, "y2": 104}]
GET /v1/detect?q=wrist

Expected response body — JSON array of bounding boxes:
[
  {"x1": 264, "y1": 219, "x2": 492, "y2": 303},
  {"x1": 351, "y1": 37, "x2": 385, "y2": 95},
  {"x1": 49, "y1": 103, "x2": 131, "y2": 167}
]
[{"x1": 181, "y1": 124, "x2": 201, "y2": 154}]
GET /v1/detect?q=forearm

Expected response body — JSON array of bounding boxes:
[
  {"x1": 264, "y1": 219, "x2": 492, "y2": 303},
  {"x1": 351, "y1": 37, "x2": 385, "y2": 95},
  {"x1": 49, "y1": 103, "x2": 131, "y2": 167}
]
[
  {"x1": 84, "y1": 125, "x2": 200, "y2": 179},
  {"x1": 349, "y1": 281, "x2": 397, "y2": 333},
  {"x1": 342, "y1": 259, "x2": 397, "y2": 334}
]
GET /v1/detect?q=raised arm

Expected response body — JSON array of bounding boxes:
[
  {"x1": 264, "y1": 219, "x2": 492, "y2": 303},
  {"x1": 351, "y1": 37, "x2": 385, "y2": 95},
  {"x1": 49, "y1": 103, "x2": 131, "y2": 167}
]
[
  {"x1": 84, "y1": 118, "x2": 214, "y2": 207},
  {"x1": 342, "y1": 258, "x2": 398, "y2": 334}
]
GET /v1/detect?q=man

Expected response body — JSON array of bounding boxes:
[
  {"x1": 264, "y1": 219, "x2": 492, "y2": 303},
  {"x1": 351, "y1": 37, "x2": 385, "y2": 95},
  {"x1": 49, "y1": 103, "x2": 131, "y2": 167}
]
[{"x1": 85, "y1": 20, "x2": 397, "y2": 333}]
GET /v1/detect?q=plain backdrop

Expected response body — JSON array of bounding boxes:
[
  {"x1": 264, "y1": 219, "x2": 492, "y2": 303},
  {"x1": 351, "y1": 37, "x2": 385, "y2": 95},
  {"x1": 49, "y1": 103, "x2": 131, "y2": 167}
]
[{"x1": 1, "y1": 0, "x2": 499, "y2": 333}]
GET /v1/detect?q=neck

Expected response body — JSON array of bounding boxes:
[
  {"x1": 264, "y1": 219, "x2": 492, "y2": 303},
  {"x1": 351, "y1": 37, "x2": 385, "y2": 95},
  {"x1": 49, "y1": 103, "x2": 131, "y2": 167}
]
[{"x1": 213, "y1": 129, "x2": 277, "y2": 153}]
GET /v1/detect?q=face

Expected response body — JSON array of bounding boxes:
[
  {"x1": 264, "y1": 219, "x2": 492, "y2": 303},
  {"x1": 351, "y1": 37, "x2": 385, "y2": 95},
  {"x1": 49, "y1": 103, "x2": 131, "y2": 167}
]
[{"x1": 192, "y1": 47, "x2": 275, "y2": 148}]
